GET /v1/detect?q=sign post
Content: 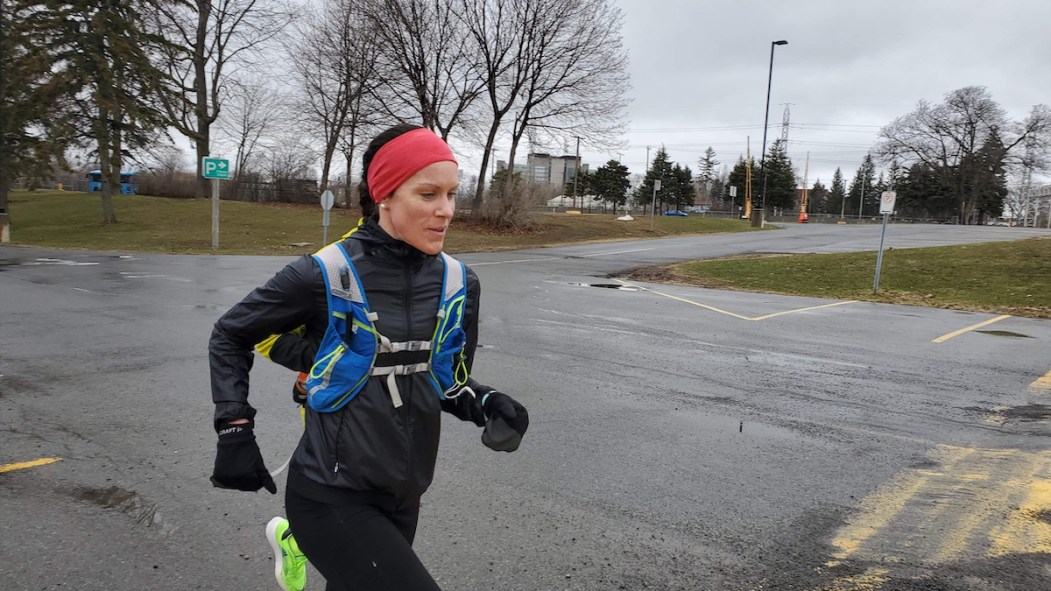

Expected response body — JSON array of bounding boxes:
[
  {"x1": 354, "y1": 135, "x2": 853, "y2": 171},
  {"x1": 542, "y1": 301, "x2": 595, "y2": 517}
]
[
  {"x1": 649, "y1": 179, "x2": 661, "y2": 230},
  {"x1": 873, "y1": 191, "x2": 896, "y2": 293},
  {"x1": 320, "y1": 189, "x2": 335, "y2": 245},
  {"x1": 202, "y1": 157, "x2": 230, "y2": 249}
]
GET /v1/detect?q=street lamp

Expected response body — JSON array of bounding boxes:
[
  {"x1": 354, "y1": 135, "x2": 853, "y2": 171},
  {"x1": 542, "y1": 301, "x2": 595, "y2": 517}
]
[{"x1": 752, "y1": 39, "x2": 788, "y2": 228}]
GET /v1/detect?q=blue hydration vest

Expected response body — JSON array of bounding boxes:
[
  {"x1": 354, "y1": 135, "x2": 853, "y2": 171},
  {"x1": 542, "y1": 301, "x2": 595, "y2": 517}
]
[{"x1": 304, "y1": 241, "x2": 470, "y2": 412}]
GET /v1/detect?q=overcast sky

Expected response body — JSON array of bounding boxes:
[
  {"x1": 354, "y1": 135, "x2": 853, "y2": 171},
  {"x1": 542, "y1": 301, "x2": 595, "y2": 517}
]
[{"x1": 550, "y1": 0, "x2": 1051, "y2": 187}]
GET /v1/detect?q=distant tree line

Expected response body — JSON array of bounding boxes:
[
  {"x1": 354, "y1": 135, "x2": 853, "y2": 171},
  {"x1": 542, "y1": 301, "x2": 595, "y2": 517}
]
[
  {"x1": 702, "y1": 87, "x2": 1050, "y2": 223},
  {"x1": 1, "y1": 0, "x2": 629, "y2": 226}
]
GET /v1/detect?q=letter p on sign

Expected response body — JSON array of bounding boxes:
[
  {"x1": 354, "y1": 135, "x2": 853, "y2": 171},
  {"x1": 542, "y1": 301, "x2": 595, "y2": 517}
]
[{"x1": 880, "y1": 191, "x2": 896, "y2": 214}]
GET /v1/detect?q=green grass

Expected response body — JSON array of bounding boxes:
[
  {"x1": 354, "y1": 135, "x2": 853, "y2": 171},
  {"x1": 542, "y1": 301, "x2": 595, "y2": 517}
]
[
  {"x1": 650, "y1": 239, "x2": 1051, "y2": 318},
  {"x1": 10, "y1": 190, "x2": 1046, "y2": 318},
  {"x1": 2, "y1": 189, "x2": 760, "y2": 255}
]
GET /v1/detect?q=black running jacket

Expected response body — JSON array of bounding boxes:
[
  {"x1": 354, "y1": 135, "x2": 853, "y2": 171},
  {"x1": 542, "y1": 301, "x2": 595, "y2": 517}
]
[{"x1": 209, "y1": 218, "x2": 485, "y2": 500}]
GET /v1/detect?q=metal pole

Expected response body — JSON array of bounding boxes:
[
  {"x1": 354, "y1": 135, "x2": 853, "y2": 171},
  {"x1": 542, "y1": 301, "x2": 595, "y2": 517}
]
[
  {"x1": 211, "y1": 178, "x2": 219, "y2": 249},
  {"x1": 753, "y1": 40, "x2": 786, "y2": 228},
  {"x1": 857, "y1": 173, "x2": 865, "y2": 221},
  {"x1": 650, "y1": 184, "x2": 657, "y2": 230},
  {"x1": 575, "y1": 136, "x2": 584, "y2": 210},
  {"x1": 873, "y1": 212, "x2": 889, "y2": 293}
]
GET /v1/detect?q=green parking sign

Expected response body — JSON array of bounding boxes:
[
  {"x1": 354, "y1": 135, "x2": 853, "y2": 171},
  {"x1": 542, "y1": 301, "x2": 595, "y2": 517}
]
[{"x1": 202, "y1": 157, "x2": 230, "y2": 180}]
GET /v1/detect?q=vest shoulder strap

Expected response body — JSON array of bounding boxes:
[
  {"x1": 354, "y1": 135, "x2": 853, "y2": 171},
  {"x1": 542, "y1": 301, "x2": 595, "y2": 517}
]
[
  {"x1": 439, "y1": 252, "x2": 467, "y2": 303},
  {"x1": 313, "y1": 241, "x2": 367, "y2": 309}
]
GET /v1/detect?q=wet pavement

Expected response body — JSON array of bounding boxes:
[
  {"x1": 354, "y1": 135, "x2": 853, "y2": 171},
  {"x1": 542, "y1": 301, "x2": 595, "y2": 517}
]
[{"x1": 2, "y1": 223, "x2": 1050, "y2": 590}]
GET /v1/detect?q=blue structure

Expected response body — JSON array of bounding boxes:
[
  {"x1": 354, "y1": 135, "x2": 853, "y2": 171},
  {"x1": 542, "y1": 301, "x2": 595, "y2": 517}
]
[{"x1": 87, "y1": 170, "x2": 138, "y2": 195}]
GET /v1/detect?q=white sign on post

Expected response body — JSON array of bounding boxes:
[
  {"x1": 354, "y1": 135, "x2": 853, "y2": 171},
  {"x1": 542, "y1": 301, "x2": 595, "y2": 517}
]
[
  {"x1": 729, "y1": 186, "x2": 737, "y2": 197},
  {"x1": 879, "y1": 191, "x2": 896, "y2": 214},
  {"x1": 320, "y1": 190, "x2": 335, "y2": 245}
]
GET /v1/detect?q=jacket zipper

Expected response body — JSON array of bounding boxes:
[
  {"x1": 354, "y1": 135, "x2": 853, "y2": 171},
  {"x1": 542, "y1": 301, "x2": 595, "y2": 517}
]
[
  {"x1": 333, "y1": 410, "x2": 346, "y2": 473},
  {"x1": 403, "y1": 264, "x2": 415, "y2": 476}
]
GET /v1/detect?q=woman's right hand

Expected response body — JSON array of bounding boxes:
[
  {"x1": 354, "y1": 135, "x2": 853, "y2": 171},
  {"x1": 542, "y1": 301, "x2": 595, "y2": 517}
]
[{"x1": 210, "y1": 422, "x2": 277, "y2": 494}]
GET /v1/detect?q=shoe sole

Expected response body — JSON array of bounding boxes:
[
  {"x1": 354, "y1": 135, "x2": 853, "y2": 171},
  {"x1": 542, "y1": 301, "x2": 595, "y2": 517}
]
[{"x1": 265, "y1": 517, "x2": 291, "y2": 591}]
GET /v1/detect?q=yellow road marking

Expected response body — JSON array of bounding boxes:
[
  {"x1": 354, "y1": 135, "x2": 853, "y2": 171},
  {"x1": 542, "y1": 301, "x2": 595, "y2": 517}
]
[
  {"x1": 0, "y1": 457, "x2": 61, "y2": 474},
  {"x1": 1030, "y1": 369, "x2": 1051, "y2": 396},
  {"x1": 822, "y1": 568, "x2": 889, "y2": 591},
  {"x1": 612, "y1": 278, "x2": 857, "y2": 321},
  {"x1": 988, "y1": 462, "x2": 1051, "y2": 556},
  {"x1": 828, "y1": 446, "x2": 973, "y2": 565},
  {"x1": 750, "y1": 300, "x2": 859, "y2": 320},
  {"x1": 825, "y1": 445, "x2": 1051, "y2": 589},
  {"x1": 931, "y1": 314, "x2": 1011, "y2": 343}
]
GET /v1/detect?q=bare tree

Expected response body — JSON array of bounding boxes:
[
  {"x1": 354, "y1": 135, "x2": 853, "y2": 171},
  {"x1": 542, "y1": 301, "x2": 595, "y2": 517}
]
[
  {"x1": 458, "y1": 0, "x2": 533, "y2": 211},
  {"x1": 877, "y1": 86, "x2": 1050, "y2": 224},
  {"x1": 152, "y1": 0, "x2": 292, "y2": 199},
  {"x1": 215, "y1": 78, "x2": 286, "y2": 182},
  {"x1": 363, "y1": 0, "x2": 484, "y2": 140},
  {"x1": 503, "y1": 0, "x2": 628, "y2": 193},
  {"x1": 264, "y1": 140, "x2": 317, "y2": 203},
  {"x1": 292, "y1": 0, "x2": 380, "y2": 194}
]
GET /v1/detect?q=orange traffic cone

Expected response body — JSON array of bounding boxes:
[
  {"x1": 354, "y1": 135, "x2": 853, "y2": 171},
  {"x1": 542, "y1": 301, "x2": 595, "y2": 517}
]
[{"x1": 798, "y1": 212, "x2": 809, "y2": 223}]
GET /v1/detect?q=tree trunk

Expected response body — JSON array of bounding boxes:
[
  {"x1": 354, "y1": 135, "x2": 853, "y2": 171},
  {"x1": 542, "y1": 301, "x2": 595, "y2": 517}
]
[
  {"x1": 471, "y1": 121, "x2": 501, "y2": 217},
  {"x1": 96, "y1": 103, "x2": 118, "y2": 224},
  {"x1": 193, "y1": 0, "x2": 211, "y2": 199},
  {"x1": 320, "y1": 144, "x2": 335, "y2": 193}
]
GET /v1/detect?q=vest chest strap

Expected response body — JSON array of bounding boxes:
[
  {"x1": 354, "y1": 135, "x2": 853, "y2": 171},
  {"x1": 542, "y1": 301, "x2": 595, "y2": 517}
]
[{"x1": 370, "y1": 363, "x2": 431, "y2": 408}]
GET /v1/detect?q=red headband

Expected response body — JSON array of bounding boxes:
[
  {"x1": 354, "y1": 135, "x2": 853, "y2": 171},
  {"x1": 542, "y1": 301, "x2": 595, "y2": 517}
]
[{"x1": 367, "y1": 128, "x2": 458, "y2": 204}]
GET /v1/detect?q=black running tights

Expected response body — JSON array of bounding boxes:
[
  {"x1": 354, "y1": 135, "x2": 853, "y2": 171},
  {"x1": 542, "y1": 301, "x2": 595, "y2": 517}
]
[{"x1": 285, "y1": 486, "x2": 441, "y2": 591}]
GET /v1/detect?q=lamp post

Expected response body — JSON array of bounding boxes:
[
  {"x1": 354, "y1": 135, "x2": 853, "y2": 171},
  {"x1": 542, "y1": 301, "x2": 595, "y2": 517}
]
[{"x1": 752, "y1": 39, "x2": 788, "y2": 228}]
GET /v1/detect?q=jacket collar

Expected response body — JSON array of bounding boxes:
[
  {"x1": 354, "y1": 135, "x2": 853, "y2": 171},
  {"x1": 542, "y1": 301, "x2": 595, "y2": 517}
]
[{"x1": 351, "y1": 216, "x2": 431, "y2": 264}]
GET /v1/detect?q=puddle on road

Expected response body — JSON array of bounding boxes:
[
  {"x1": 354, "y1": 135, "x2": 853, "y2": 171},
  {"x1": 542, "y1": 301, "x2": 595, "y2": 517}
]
[
  {"x1": 569, "y1": 282, "x2": 639, "y2": 291},
  {"x1": 72, "y1": 485, "x2": 173, "y2": 534},
  {"x1": 977, "y1": 330, "x2": 1033, "y2": 338}
]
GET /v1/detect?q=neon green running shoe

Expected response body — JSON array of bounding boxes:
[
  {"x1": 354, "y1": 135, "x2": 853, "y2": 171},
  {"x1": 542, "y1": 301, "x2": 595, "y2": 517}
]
[{"x1": 266, "y1": 516, "x2": 307, "y2": 591}]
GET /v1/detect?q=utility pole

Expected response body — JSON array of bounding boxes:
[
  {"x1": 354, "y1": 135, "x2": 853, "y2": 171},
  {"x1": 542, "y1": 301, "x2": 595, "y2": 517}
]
[
  {"x1": 573, "y1": 136, "x2": 581, "y2": 210},
  {"x1": 857, "y1": 172, "x2": 866, "y2": 221},
  {"x1": 753, "y1": 39, "x2": 788, "y2": 228}
]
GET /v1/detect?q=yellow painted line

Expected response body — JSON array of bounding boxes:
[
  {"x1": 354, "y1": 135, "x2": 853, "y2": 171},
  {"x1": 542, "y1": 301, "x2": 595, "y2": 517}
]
[
  {"x1": 1030, "y1": 369, "x2": 1051, "y2": 396},
  {"x1": 823, "y1": 568, "x2": 889, "y2": 591},
  {"x1": 931, "y1": 314, "x2": 1011, "y2": 343},
  {"x1": 827, "y1": 446, "x2": 975, "y2": 565},
  {"x1": 987, "y1": 456, "x2": 1051, "y2": 556},
  {"x1": 0, "y1": 457, "x2": 61, "y2": 474},
  {"x1": 613, "y1": 278, "x2": 857, "y2": 321},
  {"x1": 750, "y1": 300, "x2": 859, "y2": 321}
]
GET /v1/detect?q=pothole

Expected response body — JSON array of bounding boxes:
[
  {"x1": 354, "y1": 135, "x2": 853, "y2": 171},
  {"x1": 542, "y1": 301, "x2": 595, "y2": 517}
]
[
  {"x1": 73, "y1": 485, "x2": 171, "y2": 532},
  {"x1": 976, "y1": 330, "x2": 1032, "y2": 338},
  {"x1": 1000, "y1": 404, "x2": 1051, "y2": 421},
  {"x1": 570, "y1": 282, "x2": 639, "y2": 291}
]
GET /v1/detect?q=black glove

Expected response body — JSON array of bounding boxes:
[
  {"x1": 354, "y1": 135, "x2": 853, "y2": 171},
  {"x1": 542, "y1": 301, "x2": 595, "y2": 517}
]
[
  {"x1": 211, "y1": 422, "x2": 277, "y2": 494},
  {"x1": 480, "y1": 390, "x2": 529, "y2": 452}
]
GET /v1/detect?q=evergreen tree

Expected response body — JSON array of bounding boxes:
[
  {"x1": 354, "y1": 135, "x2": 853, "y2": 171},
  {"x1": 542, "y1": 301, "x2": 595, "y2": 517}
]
[
  {"x1": 0, "y1": 1, "x2": 76, "y2": 213},
  {"x1": 709, "y1": 177, "x2": 726, "y2": 209},
  {"x1": 809, "y1": 179, "x2": 828, "y2": 214},
  {"x1": 590, "y1": 159, "x2": 630, "y2": 214},
  {"x1": 696, "y1": 146, "x2": 719, "y2": 204},
  {"x1": 847, "y1": 154, "x2": 878, "y2": 217},
  {"x1": 633, "y1": 147, "x2": 674, "y2": 214},
  {"x1": 758, "y1": 139, "x2": 796, "y2": 211},
  {"x1": 666, "y1": 163, "x2": 695, "y2": 210},
  {"x1": 55, "y1": 0, "x2": 176, "y2": 224},
  {"x1": 826, "y1": 167, "x2": 846, "y2": 215},
  {"x1": 726, "y1": 156, "x2": 754, "y2": 212}
]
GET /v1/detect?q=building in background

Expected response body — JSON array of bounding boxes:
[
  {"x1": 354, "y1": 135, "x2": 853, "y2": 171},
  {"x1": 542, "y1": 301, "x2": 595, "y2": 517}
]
[{"x1": 498, "y1": 153, "x2": 589, "y2": 190}]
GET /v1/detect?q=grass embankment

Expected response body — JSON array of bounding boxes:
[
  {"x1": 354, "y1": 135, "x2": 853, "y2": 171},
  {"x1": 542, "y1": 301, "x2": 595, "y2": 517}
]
[
  {"x1": 3, "y1": 190, "x2": 759, "y2": 255},
  {"x1": 641, "y1": 239, "x2": 1051, "y2": 318}
]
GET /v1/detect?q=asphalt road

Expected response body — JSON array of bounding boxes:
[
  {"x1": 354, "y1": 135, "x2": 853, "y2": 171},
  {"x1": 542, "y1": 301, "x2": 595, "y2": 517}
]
[{"x1": 2, "y1": 223, "x2": 1050, "y2": 591}]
